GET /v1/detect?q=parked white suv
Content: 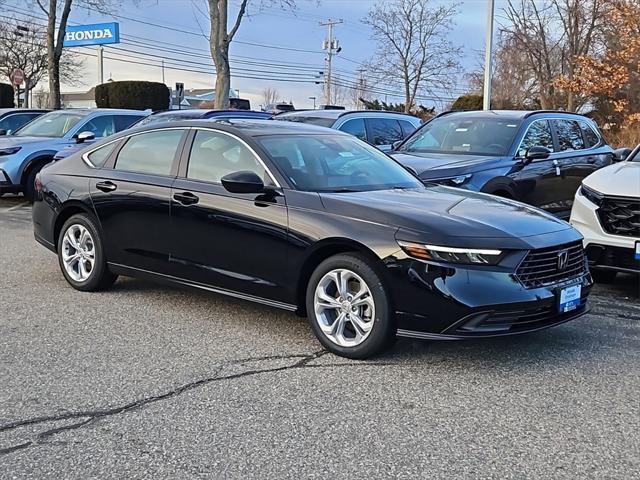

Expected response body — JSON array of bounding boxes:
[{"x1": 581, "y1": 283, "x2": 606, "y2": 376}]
[{"x1": 570, "y1": 145, "x2": 640, "y2": 281}]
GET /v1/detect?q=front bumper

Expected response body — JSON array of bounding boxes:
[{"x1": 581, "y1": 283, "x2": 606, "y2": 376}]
[
  {"x1": 570, "y1": 188, "x2": 639, "y2": 274},
  {"x1": 387, "y1": 254, "x2": 592, "y2": 339},
  {"x1": 0, "y1": 169, "x2": 21, "y2": 193}
]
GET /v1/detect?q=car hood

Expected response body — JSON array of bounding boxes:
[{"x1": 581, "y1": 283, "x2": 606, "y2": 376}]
[
  {"x1": 0, "y1": 136, "x2": 58, "y2": 149},
  {"x1": 390, "y1": 151, "x2": 499, "y2": 177},
  {"x1": 583, "y1": 161, "x2": 640, "y2": 198},
  {"x1": 319, "y1": 187, "x2": 576, "y2": 248}
]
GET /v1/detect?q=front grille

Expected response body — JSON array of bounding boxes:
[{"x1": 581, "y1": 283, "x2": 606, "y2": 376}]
[
  {"x1": 516, "y1": 241, "x2": 586, "y2": 288},
  {"x1": 597, "y1": 196, "x2": 640, "y2": 237}
]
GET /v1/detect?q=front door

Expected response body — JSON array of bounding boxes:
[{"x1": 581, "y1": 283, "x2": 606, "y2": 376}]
[
  {"x1": 511, "y1": 119, "x2": 563, "y2": 212},
  {"x1": 169, "y1": 128, "x2": 290, "y2": 303},
  {"x1": 90, "y1": 128, "x2": 187, "y2": 273}
]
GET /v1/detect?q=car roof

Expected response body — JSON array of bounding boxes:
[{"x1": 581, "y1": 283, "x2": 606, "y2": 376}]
[
  {"x1": 0, "y1": 108, "x2": 49, "y2": 116},
  {"x1": 278, "y1": 109, "x2": 418, "y2": 120},
  {"x1": 132, "y1": 118, "x2": 342, "y2": 136},
  {"x1": 148, "y1": 109, "x2": 270, "y2": 118},
  {"x1": 437, "y1": 109, "x2": 592, "y2": 121}
]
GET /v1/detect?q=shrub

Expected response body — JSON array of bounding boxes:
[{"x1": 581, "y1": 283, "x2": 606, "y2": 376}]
[
  {"x1": 451, "y1": 94, "x2": 483, "y2": 111},
  {"x1": 95, "y1": 81, "x2": 170, "y2": 110},
  {"x1": 0, "y1": 83, "x2": 15, "y2": 108}
]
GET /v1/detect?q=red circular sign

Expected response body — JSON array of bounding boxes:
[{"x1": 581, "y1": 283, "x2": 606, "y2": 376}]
[{"x1": 9, "y1": 68, "x2": 25, "y2": 86}]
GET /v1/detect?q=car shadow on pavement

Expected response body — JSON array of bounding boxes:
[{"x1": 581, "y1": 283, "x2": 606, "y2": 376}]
[{"x1": 103, "y1": 275, "x2": 637, "y2": 369}]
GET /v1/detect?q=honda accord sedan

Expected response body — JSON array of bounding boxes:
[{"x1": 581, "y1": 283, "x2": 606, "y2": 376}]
[{"x1": 32, "y1": 120, "x2": 592, "y2": 358}]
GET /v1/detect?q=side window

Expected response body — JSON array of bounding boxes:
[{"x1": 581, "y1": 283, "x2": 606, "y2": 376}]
[
  {"x1": 338, "y1": 118, "x2": 367, "y2": 141},
  {"x1": 366, "y1": 118, "x2": 403, "y2": 146},
  {"x1": 0, "y1": 113, "x2": 38, "y2": 134},
  {"x1": 115, "y1": 130, "x2": 183, "y2": 175},
  {"x1": 87, "y1": 141, "x2": 118, "y2": 168},
  {"x1": 187, "y1": 130, "x2": 271, "y2": 185},
  {"x1": 114, "y1": 115, "x2": 142, "y2": 132},
  {"x1": 399, "y1": 120, "x2": 418, "y2": 138},
  {"x1": 518, "y1": 120, "x2": 554, "y2": 156},
  {"x1": 579, "y1": 121, "x2": 600, "y2": 148},
  {"x1": 553, "y1": 119, "x2": 585, "y2": 151},
  {"x1": 78, "y1": 115, "x2": 116, "y2": 138}
]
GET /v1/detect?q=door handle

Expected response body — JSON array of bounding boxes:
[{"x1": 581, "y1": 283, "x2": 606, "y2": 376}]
[
  {"x1": 173, "y1": 191, "x2": 199, "y2": 205},
  {"x1": 96, "y1": 181, "x2": 117, "y2": 192}
]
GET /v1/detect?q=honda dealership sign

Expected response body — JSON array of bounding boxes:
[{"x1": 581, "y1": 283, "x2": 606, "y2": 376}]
[{"x1": 63, "y1": 22, "x2": 120, "y2": 47}]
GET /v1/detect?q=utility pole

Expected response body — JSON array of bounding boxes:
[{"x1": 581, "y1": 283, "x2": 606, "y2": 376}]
[
  {"x1": 356, "y1": 67, "x2": 367, "y2": 109},
  {"x1": 320, "y1": 18, "x2": 343, "y2": 106},
  {"x1": 483, "y1": 0, "x2": 495, "y2": 110},
  {"x1": 98, "y1": 46, "x2": 104, "y2": 84},
  {"x1": 161, "y1": 60, "x2": 165, "y2": 84}
]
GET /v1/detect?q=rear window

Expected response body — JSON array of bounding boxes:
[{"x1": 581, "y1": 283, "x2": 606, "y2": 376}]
[
  {"x1": 553, "y1": 119, "x2": 585, "y2": 151},
  {"x1": 366, "y1": 118, "x2": 404, "y2": 146}
]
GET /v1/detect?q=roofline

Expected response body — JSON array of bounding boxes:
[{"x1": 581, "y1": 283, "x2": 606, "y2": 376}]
[{"x1": 522, "y1": 110, "x2": 587, "y2": 118}]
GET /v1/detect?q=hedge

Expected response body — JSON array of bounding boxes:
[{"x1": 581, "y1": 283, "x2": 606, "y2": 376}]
[
  {"x1": 451, "y1": 94, "x2": 483, "y2": 111},
  {"x1": 0, "y1": 83, "x2": 15, "y2": 108},
  {"x1": 95, "y1": 81, "x2": 170, "y2": 110}
]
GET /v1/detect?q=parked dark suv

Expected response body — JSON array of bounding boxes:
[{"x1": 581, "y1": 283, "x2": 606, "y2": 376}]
[{"x1": 390, "y1": 110, "x2": 613, "y2": 218}]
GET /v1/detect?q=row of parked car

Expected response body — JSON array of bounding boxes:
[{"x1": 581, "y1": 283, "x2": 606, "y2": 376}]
[{"x1": 1, "y1": 105, "x2": 638, "y2": 282}]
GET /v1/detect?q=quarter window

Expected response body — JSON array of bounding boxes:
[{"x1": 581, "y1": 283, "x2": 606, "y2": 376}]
[
  {"x1": 115, "y1": 130, "x2": 183, "y2": 175},
  {"x1": 187, "y1": 130, "x2": 270, "y2": 185},
  {"x1": 553, "y1": 119, "x2": 585, "y2": 151},
  {"x1": 579, "y1": 121, "x2": 600, "y2": 148},
  {"x1": 87, "y1": 142, "x2": 118, "y2": 168},
  {"x1": 518, "y1": 120, "x2": 554, "y2": 156},
  {"x1": 338, "y1": 118, "x2": 367, "y2": 141},
  {"x1": 366, "y1": 118, "x2": 403, "y2": 146}
]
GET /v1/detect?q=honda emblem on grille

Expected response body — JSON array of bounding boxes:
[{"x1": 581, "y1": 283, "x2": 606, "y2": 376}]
[{"x1": 557, "y1": 250, "x2": 569, "y2": 271}]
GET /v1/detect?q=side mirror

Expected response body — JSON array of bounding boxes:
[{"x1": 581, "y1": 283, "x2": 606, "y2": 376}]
[
  {"x1": 221, "y1": 170, "x2": 265, "y2": 194},
  {"x1": 612, "y1": 147, "x2": 632, "y2": 162},
  {"x1": 392, "y1": 140, "x2": 403, "y2": 151},
  {"x1": 0, "y1": 129, "x2": 7, "y2": 136},
  {"x1": 75, "y1": 131, "x2": 95, "y2": 143},
  {"x1": 524, "y1": 146, "x2": 551, "y2": 162}
]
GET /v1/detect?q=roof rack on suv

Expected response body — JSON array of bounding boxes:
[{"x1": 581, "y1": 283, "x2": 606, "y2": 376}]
[
  {"x1": 336, "y1": 110, "x2": 417, "y2": 118},
  {"x1": 523, "y1": 110, "x2": 576, "y2": 118}
]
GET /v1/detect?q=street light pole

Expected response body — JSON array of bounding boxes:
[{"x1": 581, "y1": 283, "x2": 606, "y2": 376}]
[{"x1": 483, "y1": 0, "x2": 495, "y2": 111}]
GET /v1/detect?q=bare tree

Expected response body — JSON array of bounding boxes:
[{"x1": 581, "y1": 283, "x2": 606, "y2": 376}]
[
  {"x1": 500, "y1": 0, "x2": 606, "y2": 111},
  {"x1": 0, "y1": 17, "x2": 84, "y2": 107},
  {"x1": 362, "y1": 0, "x2": 461, "y2": 113},
  {"x1": 206, "y1": 0, "x2": 295, "y2": 109},
  {"x1": 262, "y1": 87, "x2": 279, "y2": 106}
]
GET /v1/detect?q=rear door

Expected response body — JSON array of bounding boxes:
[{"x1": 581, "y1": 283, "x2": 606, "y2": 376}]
[
  {"x1": 90, "y1": 128, "x2": 188, "y2": 273},
  {"x1": 169, "y1": 128, "x2": 290, "y2": 303},
  {"x1": 550, "y1": 118, "x2": 597, "y2": 215}
]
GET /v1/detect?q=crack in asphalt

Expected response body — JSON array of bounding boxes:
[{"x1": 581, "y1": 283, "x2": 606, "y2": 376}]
[{"x1": 0, "y1": 349, "x2": 397, "y2": 455}]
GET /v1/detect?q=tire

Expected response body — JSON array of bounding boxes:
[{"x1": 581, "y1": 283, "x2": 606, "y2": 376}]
[
  {"x1": 57, "y1": 213, "x2": 117, "y2": 291},
  {"x1": 306, "y1": 253, "x2": 395, "y2": 359},
  {"x1": 591, "y1": 269, "x2": 617, "y2": 283}
]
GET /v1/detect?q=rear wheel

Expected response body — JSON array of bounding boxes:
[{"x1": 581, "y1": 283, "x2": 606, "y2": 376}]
[
  {"x1": 57, "y1": 213, "x2": 117, "y2": 291},
  {"x1": 591, "y1": 269, "x2": 617, "y2": 283},
  {"x1": 306, "y1": 253, "x2": 395, "y2": 359}
]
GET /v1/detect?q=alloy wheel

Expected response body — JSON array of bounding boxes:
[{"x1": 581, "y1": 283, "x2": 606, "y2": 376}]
[
  {"x1": 313, "y1": 268, "x2": 376, "y2": 347},
  {"x1": 61, "y1": 224, "x2": 96, "y2": 282}
]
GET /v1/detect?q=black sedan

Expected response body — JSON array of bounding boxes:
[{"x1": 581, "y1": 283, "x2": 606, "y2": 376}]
[{"x1": 32, "y1": 120, "x2": 592, "y2": 358}]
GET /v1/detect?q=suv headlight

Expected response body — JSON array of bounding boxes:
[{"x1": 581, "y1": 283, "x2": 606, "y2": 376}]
[
  {"x1": 0, "y1": 146, "x2": 21, "y2": 156},
  {"x1": 579, "y1": 184, "x2": 603, "y2": 206},
  {"x1": 424, "y1": 174, "x2": 472, "y2": 187},
  {"x1": 397, "y1": 241, "x2": 503, "y2": 265}
]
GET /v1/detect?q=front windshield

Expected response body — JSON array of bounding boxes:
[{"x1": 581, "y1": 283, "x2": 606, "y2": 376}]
[
  {"x1": 258, "y1": 134, "x2": 422, "y2": 192},
  {"x1": 276, "y1": 115, "x2": 335, "y2": 128},
  {"x1": 400, "y1": 116, "x2": 521, "y2": 156},
  {"x1": 15, "y1": 111, "x2": 85, "y2": 137}
]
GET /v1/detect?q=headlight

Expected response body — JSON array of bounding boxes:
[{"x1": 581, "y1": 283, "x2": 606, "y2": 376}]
[
  {"x1": 0, "y1": 146, "x2": 21, "y2": 156},
  {"x1": 397, "y1": 240, "x2": 503, "y2": 265},
  {"x1": 580, "y1": 184, "x2": 602, "y2": 206},
  {"x1": 424, "y1": 174, "x2": 472, "y2": 187}
]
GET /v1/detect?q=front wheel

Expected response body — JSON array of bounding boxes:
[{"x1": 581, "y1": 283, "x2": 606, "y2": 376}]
[
  {"x1": 57, "y1": 213, "x2": 117, "y2": 291},
  {"x1": 306, "y1": 253, "x2": 395, "y2": 359}
]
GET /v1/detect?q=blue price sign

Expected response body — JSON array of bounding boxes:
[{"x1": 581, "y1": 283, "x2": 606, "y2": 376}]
[{"x1": 63, "y1": 22, "x2": 120, "y2": 47}]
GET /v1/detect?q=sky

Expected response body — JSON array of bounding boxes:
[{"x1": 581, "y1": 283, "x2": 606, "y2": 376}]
[{"x1": 4, "y1": 0, "x2": 509, "y2": 110}]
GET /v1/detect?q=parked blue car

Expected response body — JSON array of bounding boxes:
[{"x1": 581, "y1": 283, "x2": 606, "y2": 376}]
[
  {"x1": 0, "y1": 108, "x2": 146, "y2": 200},
  {"x1": 52, "y1": 109, "x2": 272, "y2": 162},
  {"x1": 0, "y1": 108, "x2": 49, "y2": 136}
]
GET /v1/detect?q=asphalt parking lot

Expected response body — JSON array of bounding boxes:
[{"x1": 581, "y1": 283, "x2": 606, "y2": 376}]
[{"x1": 0, "y1": 195, "x2": 639, "y2": 479}]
